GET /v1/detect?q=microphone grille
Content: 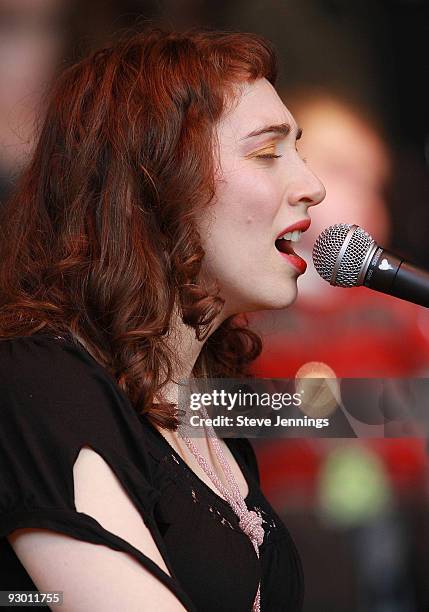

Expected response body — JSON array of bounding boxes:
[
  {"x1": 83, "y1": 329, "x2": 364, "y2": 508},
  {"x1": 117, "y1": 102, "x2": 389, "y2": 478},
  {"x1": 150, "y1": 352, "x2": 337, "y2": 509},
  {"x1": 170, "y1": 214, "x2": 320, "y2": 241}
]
[{"x1": 312, "y1": 223, "x2": 375, "y2": 287}]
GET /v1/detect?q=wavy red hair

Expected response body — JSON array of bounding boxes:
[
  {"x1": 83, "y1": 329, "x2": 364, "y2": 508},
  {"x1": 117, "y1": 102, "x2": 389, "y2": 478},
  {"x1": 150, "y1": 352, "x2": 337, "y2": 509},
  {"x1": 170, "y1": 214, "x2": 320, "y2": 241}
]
[{"x1": 0, "y1": 25, "x2": 278, "y2": 430}]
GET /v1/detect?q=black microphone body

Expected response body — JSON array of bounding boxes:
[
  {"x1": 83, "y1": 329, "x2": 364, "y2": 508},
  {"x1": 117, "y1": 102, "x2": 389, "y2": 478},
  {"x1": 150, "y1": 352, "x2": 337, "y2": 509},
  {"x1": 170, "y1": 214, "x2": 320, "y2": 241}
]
[
  {"x1": 364, "y1": 246, "x2": 429, "y2": 308},
  {"x1": 312, "y1": 224, "x2": 429, "y2": 309}
]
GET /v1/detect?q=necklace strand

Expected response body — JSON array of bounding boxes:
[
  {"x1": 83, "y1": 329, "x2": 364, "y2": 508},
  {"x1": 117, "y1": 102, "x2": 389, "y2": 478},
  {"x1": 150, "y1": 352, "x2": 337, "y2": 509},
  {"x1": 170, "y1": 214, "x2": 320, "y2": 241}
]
[{"x1": 177, "y1": 409, "x2": 264, "y2": 611}]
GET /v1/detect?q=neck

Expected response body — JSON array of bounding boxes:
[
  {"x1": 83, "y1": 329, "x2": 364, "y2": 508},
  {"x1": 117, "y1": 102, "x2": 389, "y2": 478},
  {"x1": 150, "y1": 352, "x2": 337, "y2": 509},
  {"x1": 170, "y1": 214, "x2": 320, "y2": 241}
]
[{"x1": 158, "y1": 306, "x2": 226, "y2": 407}]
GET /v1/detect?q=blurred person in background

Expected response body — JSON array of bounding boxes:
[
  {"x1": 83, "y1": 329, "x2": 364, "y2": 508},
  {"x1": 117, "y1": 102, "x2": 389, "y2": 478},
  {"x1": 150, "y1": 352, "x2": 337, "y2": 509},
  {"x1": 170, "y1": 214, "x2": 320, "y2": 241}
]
[
  {"x1": 0, "y1": 0, "x2": 68, "y2": 201},
  {"x1": 0, "y1": 0, "x2": 141, "y2": 204}
]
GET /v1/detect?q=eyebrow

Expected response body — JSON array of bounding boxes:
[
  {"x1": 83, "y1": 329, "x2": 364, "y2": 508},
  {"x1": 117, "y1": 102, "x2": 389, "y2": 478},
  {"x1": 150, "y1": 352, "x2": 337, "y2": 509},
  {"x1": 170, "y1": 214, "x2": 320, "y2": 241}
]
[{"x1": 241, "y1": 122, "x2": 303, "y2": 141}]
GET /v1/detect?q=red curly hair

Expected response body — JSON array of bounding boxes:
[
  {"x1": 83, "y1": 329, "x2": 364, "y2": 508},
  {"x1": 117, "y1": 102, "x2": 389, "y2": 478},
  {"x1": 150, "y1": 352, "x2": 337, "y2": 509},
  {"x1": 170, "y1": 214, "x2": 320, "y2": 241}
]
[{"x1": 0, "y1": 25, "x2": 278, "y2": 430}]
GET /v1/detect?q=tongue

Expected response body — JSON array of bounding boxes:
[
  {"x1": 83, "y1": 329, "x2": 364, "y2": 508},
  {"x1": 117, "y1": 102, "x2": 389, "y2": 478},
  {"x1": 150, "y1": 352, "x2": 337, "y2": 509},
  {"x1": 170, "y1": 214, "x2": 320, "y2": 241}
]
[{"x1": 275, "y1": 239, "x2": 295, "y2": 254}]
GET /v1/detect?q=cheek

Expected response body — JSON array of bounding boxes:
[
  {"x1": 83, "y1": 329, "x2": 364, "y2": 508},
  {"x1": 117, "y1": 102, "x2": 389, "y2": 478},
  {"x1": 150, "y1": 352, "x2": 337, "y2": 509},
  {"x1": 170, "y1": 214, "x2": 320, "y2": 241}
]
[
  {"x1": 214, "y1": 168, "x2": 281, "y2": 231},
  {"x1": 199, "y1": 172, "x2": 280, "y2": 278}
]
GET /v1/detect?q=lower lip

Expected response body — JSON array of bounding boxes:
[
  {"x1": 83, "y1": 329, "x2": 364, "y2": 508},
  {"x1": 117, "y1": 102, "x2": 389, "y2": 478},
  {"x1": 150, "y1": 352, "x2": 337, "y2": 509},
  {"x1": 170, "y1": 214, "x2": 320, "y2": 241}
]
[{"x1": 278, "y1": 252, "x2": 307, "y2": 274}]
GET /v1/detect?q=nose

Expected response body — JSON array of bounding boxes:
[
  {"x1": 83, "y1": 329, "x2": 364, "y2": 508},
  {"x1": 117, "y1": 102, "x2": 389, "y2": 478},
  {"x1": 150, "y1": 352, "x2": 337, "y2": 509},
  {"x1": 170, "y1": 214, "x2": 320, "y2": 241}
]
[{"x1": 288, "y1": 164, "x2": 326, "y2": 209}]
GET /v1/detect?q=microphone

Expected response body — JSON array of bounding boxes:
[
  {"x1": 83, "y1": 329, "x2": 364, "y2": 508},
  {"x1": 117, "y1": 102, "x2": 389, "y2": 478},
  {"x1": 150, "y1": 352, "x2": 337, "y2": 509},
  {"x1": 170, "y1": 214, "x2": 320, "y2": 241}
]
[{"x1": 312, "y1": 223, "x2": 429, "y2": 308}]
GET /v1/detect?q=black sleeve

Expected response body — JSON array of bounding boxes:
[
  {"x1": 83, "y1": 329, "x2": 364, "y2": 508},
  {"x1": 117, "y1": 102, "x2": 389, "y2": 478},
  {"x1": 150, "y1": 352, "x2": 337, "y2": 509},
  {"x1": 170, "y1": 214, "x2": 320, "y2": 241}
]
[{"x1": 0, "y1": 334, "x2": 196, "y2": 612}]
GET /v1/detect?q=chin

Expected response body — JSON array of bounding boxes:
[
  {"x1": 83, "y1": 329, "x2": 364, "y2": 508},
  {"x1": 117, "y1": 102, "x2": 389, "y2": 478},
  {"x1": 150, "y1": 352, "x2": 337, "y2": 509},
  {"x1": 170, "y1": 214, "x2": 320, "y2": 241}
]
[
  {"x1": 220, "y1": 278, "x2": 299, "y2": 316},
  {"x1": 245, "y1": 288, "x2": 298, "y2": 313},
  {"x1": 270, "y1": 292, "x2": 298, "y2": 310}
]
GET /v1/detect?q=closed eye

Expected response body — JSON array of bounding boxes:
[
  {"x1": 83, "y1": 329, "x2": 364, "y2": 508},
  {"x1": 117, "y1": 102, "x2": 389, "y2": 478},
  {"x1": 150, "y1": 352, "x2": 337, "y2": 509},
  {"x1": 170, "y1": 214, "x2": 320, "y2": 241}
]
[
  {"x1": 252, "y1": 143, "x2": 281, "y2": 160},
  {"x1": 249, "y1": 143, "x2": 307, "y2": 163}
]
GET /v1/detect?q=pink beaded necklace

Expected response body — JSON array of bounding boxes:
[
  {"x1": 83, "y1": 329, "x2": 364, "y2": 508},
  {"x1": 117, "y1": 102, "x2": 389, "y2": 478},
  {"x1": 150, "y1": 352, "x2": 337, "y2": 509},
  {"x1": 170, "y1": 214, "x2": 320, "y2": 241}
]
[{"x1": 178, "y1": 409, "x2": 264, "y2": 612}]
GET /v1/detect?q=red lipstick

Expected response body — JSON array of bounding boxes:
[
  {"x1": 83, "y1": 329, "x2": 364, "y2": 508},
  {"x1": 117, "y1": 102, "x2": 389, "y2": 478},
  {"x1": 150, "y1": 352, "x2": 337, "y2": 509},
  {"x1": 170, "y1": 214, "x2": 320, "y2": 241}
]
[
  {"x1": 276, "y1": 218, "x2": 311, "y2": 240},
  {"x1": 280, "y1": 253, "x2": 307, "y2": 274}
]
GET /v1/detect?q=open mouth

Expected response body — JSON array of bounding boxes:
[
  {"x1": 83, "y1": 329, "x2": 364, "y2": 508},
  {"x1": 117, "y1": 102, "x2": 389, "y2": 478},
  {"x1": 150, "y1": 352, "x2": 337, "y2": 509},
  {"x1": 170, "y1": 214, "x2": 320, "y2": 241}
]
[
  {"x1": 274, "y1": 227, "x2": 308, "y2": 274},
  {"x1": 275, "y1": 229, "x2": 305, "y2": 255},
  {"x1": 275, "y1": 237, "x2": 296, "y2": 255}
]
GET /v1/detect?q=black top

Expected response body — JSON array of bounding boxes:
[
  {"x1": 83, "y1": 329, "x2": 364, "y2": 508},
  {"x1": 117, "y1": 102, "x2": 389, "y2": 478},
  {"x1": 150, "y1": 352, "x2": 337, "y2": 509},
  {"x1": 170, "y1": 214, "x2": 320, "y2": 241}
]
[{"x1": 0, "y1": 333, "x2": 304, "y2": 611}]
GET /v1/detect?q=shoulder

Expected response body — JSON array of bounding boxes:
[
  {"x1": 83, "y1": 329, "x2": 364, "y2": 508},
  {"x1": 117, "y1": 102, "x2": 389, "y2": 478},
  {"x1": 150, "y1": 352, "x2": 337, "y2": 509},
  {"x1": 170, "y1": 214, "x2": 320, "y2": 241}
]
[
  {"x1": 0, "y1": 332, "x2": 94, "y2": 390},
  {"x1": 0, "y1": 333, "x2": 159, "y2": 516},
  {"x1": 0, "y1": 333, "x2": 131, "y2": 444}
]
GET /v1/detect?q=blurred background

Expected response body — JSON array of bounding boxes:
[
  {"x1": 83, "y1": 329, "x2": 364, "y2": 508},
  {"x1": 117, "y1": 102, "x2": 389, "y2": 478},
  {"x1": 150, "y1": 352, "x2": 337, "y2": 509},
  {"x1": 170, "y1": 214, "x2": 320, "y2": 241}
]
[{"x1": 1, "y1": 0, "x2": 428, "y2": 610}]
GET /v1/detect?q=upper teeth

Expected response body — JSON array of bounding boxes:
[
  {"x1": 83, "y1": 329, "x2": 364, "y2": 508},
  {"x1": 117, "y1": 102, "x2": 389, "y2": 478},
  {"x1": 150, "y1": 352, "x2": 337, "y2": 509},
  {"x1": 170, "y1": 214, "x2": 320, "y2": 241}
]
[{"x1": 280, "y1": 230, "x2": 302, "y2": 242}]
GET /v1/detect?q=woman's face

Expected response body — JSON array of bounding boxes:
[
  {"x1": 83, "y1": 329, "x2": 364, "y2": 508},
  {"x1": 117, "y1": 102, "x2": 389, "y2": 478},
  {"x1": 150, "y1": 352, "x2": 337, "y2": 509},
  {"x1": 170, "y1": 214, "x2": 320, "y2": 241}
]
[{"x1": 197, "y1": 78, "x2": 326, "y2": 317}]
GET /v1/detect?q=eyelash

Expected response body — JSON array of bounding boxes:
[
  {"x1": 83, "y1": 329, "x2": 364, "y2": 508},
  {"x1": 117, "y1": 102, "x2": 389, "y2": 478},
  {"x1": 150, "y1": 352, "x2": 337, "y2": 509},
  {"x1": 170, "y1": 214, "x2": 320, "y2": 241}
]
[
  {"x1": 256, "y1": 153, "x2": 282, "y2": 159},
  {"x1": 255, "y1": 153, "x2": 308, "y2": 163}
]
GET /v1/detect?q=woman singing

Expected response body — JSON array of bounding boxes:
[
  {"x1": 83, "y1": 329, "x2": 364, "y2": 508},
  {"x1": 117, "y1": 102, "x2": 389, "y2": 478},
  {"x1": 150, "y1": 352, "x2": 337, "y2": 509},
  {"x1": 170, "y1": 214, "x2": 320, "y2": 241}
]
[{"x1": 0, "y1": 26, "x2": 325, "y2": 611}]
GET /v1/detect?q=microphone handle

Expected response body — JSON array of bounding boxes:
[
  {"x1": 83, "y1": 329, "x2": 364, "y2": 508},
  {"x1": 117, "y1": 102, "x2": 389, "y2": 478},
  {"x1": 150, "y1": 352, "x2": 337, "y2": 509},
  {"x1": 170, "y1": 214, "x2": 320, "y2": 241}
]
[{"x1": 363, "y1": 247, "x2": 429, "y2": 308}]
